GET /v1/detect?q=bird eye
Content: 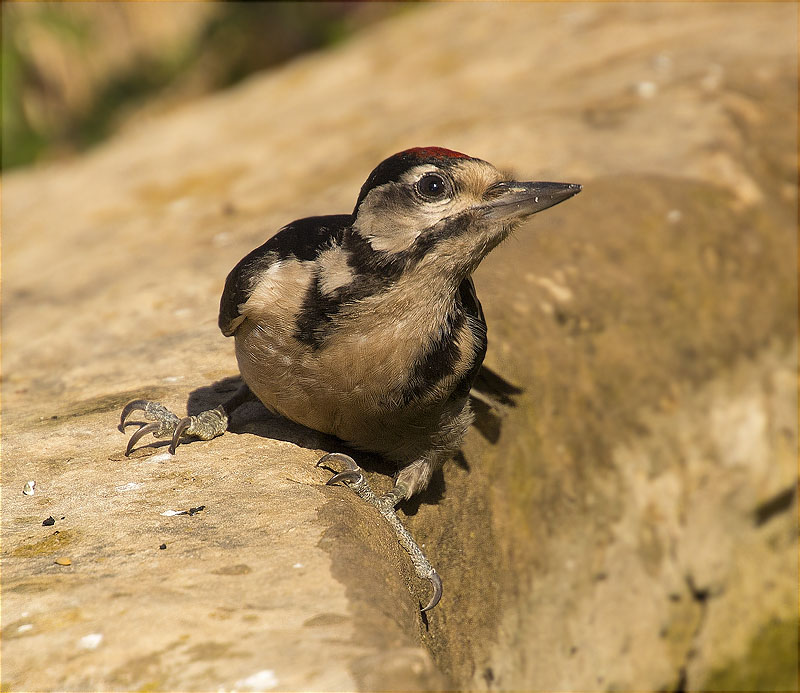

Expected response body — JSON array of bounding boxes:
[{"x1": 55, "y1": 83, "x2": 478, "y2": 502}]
[{"x1": 415, "y1": 173, "x2": 448, "y2": 200}]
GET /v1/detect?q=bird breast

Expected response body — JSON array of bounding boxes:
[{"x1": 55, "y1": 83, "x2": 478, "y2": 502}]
[{"x1": 233, "y1": 256, "x2": 477, "y2": 455}]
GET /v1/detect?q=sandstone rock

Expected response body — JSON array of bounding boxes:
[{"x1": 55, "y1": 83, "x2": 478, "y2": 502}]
[{"x1": 3, "y1": 3, "x2": 796, "y2": 691}]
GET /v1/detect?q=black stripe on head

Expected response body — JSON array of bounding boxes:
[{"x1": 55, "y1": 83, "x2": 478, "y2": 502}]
[
  {"x1": 342, "y1": 226, "x2": 410, "y2": 280},
  {"x1": 407, "y1": 208, "x2": 480, "y2": 263},
  {"x1": 346, "y1": 203, "x2": 486, "y2": 284},
  {"x1": 354, "y1": 147, "x2": 472, "y2": 214}
]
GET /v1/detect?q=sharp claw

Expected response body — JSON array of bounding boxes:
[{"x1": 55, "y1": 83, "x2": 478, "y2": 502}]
[
  {"x1": 326, "y1": 470, "x2": 364, "y2": 486},
  {"x1": 317, "y1": 451, "x2": 441, "y2": 613},
  {"x1": 168, "y1": 417, "x2": 192, "y2": 454},
  {"x1": 421, "y1": 569, "x2": 443, "y2": 613},
  {"x1": 317, "y1": 452, "x2": 360, "y2": 471},
  {"x1": 119, "y1": 399, "x2": 149, "y2": 431},
  {"x1": 317, "y1": 453, "x2": 364, "y2": 486},
  {"x1": 125, "y1": 422, "x2": 161, "y2": 456}
]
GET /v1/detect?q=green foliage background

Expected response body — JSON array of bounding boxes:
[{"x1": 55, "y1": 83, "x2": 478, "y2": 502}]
[{"x1": 2, "y1": 2, "x2": 404, "y2": 170}]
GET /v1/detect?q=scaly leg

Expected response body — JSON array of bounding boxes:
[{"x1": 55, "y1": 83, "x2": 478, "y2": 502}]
[
  {"x1": 318, "y1": 452, "x2": 443, "y2": 612},
  {"x1": 119, "y1": 384, "x2": 254, "y2": 456}
]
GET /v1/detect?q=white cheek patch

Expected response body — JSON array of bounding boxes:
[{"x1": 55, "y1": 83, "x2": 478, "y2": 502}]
[
  {"x1": 354, "y1": 160, "x2": 504, "y2": 256},
  {"x1": 355, "y1": 175, "x2": 459, "y2": 254},
  {"x1": 354, "y1": 186, "x2": 427, "y2": 254},
  {"x1": 362, "y1": 226, "x2": 421, "y2": 253}
]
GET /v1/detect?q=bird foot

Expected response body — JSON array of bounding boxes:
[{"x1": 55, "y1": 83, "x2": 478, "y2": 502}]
[
  {"x1": 119, "y1": 400, "x2": 228, "y2": 456},
  {"x1": 317, "y1": 452, "x2": 442, "y2": 612}
]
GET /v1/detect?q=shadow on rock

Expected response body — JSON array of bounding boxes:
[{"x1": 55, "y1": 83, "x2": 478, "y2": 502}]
[{"x1": 183, "y1": 366, "x2": 522, "y2": 514}]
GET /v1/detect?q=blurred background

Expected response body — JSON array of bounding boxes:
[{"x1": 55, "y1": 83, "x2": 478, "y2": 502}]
[{"x1": 3, "y1": 2, "x2": 400, "y2": 170}]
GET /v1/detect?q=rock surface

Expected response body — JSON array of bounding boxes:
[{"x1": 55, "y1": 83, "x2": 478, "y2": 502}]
[{"x1": 3, "y1": 3, "x2": 797, "y2": 691}]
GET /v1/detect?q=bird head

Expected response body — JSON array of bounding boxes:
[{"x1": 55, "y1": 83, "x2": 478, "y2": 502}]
[{"x1": 351, "y1": 147, "x2": 581, "y2": 278}]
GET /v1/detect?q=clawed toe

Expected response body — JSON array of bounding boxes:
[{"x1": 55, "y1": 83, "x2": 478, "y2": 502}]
[
  {"x1": 119, "y1": 399, "x2": 151, "y2": 432},
  {"x1": 118, "y1": 400, "x2": 228, "y2": 456},
  {"x1": 118, "y1": 399, "x2": 181, "y2": 456},
  {"x1": 169, "y1": 417, "x2": 193, "y2": 455},
  {"x1": 422, "y1": 569, "x2": 442, "y2": 613},
  {"x1": 326, "y1": 469, "x2": 364, "y2": 486},
  {"x1": 318, "y1": 452, "x2": 365, "y2": 486},
  {"x1": 125, "y1": 422, "x2": 162, "y2": 456},
  {"x1": 120, "y1": 399, "x2": 178, "y2": 455},
  {"x1": 317, "y1": 452, "x2": 359, "y2": 471},
  {"x1": 316, "y1": 451, "x2": 442, "y2": 613}
]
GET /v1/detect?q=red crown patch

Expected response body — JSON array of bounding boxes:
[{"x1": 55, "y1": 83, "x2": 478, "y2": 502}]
[{"x1": 400, "y1": 147, "x2": 470, "y2": 160}]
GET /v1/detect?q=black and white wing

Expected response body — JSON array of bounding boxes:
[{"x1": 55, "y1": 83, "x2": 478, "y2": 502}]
[{"x1": 218, "y1": 214, "x2": 352, "y2": 337}]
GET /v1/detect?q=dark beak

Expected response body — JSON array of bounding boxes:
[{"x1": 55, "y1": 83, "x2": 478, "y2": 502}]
[{"x1": 483, "y1": 181, "x2": 582, "y2": 221}]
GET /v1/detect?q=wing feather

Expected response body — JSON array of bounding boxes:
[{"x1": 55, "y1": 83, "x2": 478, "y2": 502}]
[{"x1": 218, "y1": 214, "x2": 351, "y2": 337}]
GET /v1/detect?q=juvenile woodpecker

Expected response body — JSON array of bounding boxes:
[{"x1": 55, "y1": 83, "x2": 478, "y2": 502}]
[{"x1": 120, "y1": 147, "x2": 580, "y2": 612}]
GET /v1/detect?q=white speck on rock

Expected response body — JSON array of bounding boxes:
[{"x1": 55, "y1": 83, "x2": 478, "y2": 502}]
[
  {"x1": 711, "y1": 393, "x2": 767, "y2": 468},
  {"x1": 652, "y1": 52, "x2": 672, "y2": 73},
  {"x1": 150, "y1": 452, "x2": 174, "y2": 463},
  {"x1": 163, "y1": 375, "x2": 184, "y2": 383},
  {"x1": 534, "y1": 276, "x2": 574, "y2": 303},
  {"x1": 168, "y1": 197, "x2": 191, "y2": 214},
  {"x1": 667, "y1": 209, "x2": 683, "y2": 223},
  {"x1": 701, "y1": 63, "x2": 724, "y2": 92},
  {"x1": 115, "y1": 482, "x2": 142, "y2": 493},
  {"x1": 292, "y1": 563, "x2": 303, "y2": 569},
  {"x1": 213, "y1": 231, "x2": 232, "y2": 246},
  {"x1": 78, "y1": 633, "x2": 103, "y2": 650},
  {"x1": 17, "y1": 623, "x2": 33, "y2": 633},
  {"x1": 635, "y1": 80, "x2": 657, "y2": 99},
  {"x1": 23, "y1": 480, "x2": 36, "y2": 496},
  {"x1": 161, "y1": 509, "x2": 186, "y2": 517},
  {"x1": 233, "y1": 669, "x2": 279, "y2": 691}
]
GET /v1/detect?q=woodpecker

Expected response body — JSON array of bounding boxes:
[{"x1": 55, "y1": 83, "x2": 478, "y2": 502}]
[{"x1": 120, "y1": 147, "x2": 581, "y2": 612}]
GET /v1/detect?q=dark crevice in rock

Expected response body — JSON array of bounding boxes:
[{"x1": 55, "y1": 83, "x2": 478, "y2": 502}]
[
  {"x1": 686, "y1": 576, "x2": 711, "y2": 605},
  {"x1": 754, "y1": 486, "x2": 797, "y2": 527},
  {"x1": 674, "y1": 665, "x2": 688, "y2": 693},
  {"x1": 317, "y1": 490, "x2": 450, "y2": 690},
  {"x1": 677, "y1": 574, "x2": 714, "y2": 691}
]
